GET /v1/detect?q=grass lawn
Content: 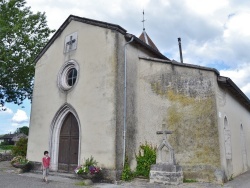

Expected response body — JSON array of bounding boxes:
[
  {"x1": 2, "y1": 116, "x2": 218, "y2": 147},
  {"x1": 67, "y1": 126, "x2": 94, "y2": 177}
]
[{"x1": 0, "y1": 145, "x2": 13, "y2": 153}]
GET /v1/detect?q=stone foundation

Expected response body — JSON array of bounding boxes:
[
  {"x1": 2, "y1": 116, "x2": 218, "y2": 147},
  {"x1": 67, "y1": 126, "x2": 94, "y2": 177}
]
[
  {"x1": 182, "y1": 165, "x2": 226, "y2": 184},
  {"x1": 150, "y1": 163, "x2": 183, "y2": 185}
]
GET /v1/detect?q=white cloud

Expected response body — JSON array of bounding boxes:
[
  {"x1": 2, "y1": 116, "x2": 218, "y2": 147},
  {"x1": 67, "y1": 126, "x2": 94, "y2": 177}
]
[
  {"x1": 224, "y1": 12, "x2": 250, "y2": 38},
  {"x1": 11, "y1": 110, "x2": 29, "y2": 124},
  {"x1": 220, "y1": 64, "x2": 250, "y2": 98},
  {"x1": 185, "y1": 0, "x2": 228, "y2": 15},
  {"x1": 23, "y1": 0, "x2": 250, "y2": 100}
]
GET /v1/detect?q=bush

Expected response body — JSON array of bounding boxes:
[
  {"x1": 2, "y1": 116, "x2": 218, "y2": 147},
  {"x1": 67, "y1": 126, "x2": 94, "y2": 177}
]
[
  {"x1": 11, "y1": 155, "x2": 31, "y2": 172},
  {"x1": 75, "y1": 156, "x2": 101, "y2": 175},
  {"x1": 11, "y1": 138, "x2": 28, "y2": 157},
  {"x1": 135, "y1": 142, "x2": 156, "y2": 178},
  {"x1": 11, "y1": 156, "x2": 29, "y2": 166},
  {"x1": 121, "y1": 157, "x2": 134, "y2": 181}
]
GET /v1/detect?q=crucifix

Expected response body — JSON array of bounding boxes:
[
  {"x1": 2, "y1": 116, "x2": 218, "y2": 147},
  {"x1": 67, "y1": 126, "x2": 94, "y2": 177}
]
[
  {"x1": 156, "y1": 124, "x2": 176, "y2": 164},
  {"x1": 64, "y1": 32, "x2": 77, "y2": 53},
  {"x1": 66, "y1": 35, "x2": 76, "y2": 51}
]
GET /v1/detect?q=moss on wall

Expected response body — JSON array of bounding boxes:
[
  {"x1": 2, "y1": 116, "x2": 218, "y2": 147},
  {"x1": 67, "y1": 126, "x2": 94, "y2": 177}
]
[{"x1": 150, "y1": 80, "x2": 220, "y2": 168}]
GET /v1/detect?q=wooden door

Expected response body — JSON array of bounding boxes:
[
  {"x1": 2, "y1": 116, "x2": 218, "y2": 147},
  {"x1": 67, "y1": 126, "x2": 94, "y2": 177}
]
[{"x1": 58, "y1": 113, "x2": 79, "y2": 172}]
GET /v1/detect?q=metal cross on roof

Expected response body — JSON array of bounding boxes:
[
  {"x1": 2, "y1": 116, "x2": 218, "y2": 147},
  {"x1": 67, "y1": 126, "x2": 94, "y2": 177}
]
[{"x1": 142, "y1": 10, "x2": 146, "y2": 31}]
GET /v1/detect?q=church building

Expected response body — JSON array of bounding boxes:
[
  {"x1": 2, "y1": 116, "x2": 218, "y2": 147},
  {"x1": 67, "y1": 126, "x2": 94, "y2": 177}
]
[{"x1": 27, "y1": 15, "x2": 250, "y2": 183}]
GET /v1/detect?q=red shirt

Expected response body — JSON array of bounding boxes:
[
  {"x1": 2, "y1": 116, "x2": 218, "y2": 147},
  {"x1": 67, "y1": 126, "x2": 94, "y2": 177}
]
[{"x1": 42, "y1": 156, "x2": 51, "y2": 168}]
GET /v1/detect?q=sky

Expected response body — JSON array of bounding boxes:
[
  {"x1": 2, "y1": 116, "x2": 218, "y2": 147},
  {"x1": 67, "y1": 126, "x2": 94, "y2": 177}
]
[{"x1": 1, "y1": 0, "x2": 250, "y2": 134}]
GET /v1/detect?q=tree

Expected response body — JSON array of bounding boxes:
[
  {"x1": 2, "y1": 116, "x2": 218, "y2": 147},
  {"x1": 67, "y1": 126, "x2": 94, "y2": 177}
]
[
  {"x1": 0, "y1": 0, "x2": 55, "y2": 109},
  {"x1": 15, "y1": 126, "x2": 29, "y2": 135}
]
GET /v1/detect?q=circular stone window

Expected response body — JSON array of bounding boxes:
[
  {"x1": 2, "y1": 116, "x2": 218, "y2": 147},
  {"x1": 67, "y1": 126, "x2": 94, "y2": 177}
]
[{"x1": 58, "y1": 60, "x2": 79, "y2": 91}]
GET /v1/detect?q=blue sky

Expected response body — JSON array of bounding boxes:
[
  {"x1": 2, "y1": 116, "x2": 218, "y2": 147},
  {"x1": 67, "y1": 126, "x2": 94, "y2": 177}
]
[
  {"x1": 1, "y1": 0, "x2": 250, "y2": 134},
  {"x1": 0, "y1": 100, "x2": 30, "y2": 134}
]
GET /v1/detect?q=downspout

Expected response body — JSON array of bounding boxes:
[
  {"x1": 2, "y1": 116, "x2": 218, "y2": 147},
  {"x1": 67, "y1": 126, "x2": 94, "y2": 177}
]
[{"x1": 123, "y1": 36, "x2": 134, "y2": 167}]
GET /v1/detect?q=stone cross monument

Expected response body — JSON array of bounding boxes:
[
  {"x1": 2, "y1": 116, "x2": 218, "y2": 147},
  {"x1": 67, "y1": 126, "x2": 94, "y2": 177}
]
[
  {"x1": 150, "y1": 124, "x2": 183, "y2": 185},
  {"x1": 156, "y1": 130, "x2": 175, "y2": 164}
]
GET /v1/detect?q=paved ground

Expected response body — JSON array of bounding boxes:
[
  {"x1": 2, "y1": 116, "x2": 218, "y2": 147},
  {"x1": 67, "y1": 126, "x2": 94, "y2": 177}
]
[{"x1": 0, "y1": 161, "x2": 249, "y2": 188}]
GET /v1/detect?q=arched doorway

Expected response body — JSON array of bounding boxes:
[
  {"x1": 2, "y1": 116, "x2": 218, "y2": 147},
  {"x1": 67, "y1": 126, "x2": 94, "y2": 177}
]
[{"x1": 58, "y1": 113, "x2": 79, "y2": 172}]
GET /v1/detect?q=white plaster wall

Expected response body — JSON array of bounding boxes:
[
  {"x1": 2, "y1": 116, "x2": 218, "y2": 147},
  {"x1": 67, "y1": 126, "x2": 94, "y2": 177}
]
[
  {"x1": 216, "y1": 86, "x2": 250, "y2": 177},
  {"x1": 27, "y1": 20, "x2": 119, "y2": 169},
  {"x1": 65, "y1": 21, "x2": 118, "y2": 167},
  {"x1": 27, "y1": 32, "x2": 66, "y2": 162},
  {"x1": 124, "y1": 45, "x2": 165, "y2": 169}
]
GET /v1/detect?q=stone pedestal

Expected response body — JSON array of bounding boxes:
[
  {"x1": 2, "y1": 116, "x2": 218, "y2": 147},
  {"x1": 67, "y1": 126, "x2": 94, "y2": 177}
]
[
  {"x1": 150, "y1": 163, "x2": 183, "y2": 185},
  {"x1": 151, "y1": 126, "x2": 183, "y2": 185}
]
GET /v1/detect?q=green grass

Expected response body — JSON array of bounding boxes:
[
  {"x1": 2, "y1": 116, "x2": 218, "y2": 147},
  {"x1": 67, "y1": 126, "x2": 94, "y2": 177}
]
[
  {"x1": 183, "y1": 179, "x2": 198, "y2": 183},
  {"x1": 0, "y1": 145, "x2": 14, "y2": 150},
  {"x1": 0, "y1": 145, "x2": 14, "y2": 153}
]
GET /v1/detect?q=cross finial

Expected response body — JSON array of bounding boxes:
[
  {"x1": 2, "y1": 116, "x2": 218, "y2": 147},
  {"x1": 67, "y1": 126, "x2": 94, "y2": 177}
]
[
  {"x1": 142, "y1": 10, "x2": 146, "y2": 31},
  {"x1": 156, "y1": 124, "x2": 172, "y2": 140}
]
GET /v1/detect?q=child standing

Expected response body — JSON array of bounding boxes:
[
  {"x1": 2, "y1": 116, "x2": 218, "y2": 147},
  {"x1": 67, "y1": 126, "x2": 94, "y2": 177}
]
[{"x1": 42, "y1": 151, "x2": 50, "y2": 183}]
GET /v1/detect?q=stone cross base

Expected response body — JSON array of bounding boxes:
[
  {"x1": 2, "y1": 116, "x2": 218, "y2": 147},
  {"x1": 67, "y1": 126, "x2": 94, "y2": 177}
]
[{"x1": 150, "y1": 163, "x2": 183, "y2": 185}]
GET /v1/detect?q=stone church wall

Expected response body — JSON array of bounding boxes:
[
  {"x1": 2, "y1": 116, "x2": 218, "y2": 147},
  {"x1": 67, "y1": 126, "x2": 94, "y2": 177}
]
[
  {"x1": 28, "y1": 20, "x2": 123, "y2": 176},
  {"x1": 128, "y1": 58, "x2": 222, "y2": 182},
  {"x1": 28, "y1": 15, "x2": 250, "y2": 183}
]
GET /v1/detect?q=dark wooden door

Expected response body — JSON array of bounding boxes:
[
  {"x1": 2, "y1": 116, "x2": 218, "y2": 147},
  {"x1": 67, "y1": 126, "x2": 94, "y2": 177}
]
[{"x1": 58, "y1": 113, "x2": 79, "y2": 172}]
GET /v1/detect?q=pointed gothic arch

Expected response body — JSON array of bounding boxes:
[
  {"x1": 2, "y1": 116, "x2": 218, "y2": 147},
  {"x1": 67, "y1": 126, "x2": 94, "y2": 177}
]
[{"x1": 49, "y1": 103, "x2": 81, "y2": 171}]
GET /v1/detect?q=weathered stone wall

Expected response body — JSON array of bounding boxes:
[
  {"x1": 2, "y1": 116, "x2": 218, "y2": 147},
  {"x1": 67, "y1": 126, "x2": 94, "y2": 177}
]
[{"x1": 133, "y1": 58, "x2": 221, "y2": 182}]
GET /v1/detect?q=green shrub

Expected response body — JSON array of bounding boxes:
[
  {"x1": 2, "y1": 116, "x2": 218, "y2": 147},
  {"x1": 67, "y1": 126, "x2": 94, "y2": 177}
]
[
  {"x1": 11, "y1": 138, "x2": 28, "y2": 157},
  {"x1": 10, "y1": 155, "x2": 31, "y2": 172},
  {"x1": 135, "y1": 142, "x2": 156, "y2": 178},
  {"x1": 121, "y1": 157, "x2": 134, "y2": 181},
  {"x1": 75, "y1": 156, "x2": 101, "y2": 176},
  {"x1": 11, "y1": 156, "x2": 29, "y2": 165}
]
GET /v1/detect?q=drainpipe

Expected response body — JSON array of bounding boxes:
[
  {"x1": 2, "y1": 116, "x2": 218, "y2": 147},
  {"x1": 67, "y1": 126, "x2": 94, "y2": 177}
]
[{"x1": 123, "y1": 36, "x2": 134, "y2": 167}]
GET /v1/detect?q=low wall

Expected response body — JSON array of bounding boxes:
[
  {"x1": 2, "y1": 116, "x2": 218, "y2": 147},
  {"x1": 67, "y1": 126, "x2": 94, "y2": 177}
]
[{"x1": 0, "y1": 153, "x2": 13, "y2": 161}]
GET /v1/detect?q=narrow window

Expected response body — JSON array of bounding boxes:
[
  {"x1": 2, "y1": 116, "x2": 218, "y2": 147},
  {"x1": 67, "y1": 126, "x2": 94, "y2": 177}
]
[{"x1": 67, "y1": 68, "x2": 77, "y2": 86}]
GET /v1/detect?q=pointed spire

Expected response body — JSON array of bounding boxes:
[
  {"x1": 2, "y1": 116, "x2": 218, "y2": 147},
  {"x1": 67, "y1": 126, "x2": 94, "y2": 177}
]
[{"x1": 139, "y1": 10, "x2": 159, "y2": 51}]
